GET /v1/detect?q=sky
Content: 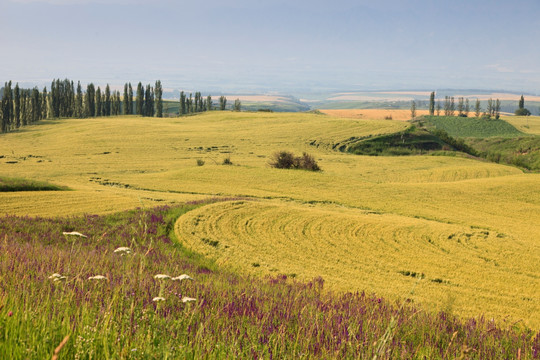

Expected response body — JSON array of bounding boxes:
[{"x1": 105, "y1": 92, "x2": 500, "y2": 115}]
[{"x1": 1, "y1": 0, "x2": 540, "y2": 95}]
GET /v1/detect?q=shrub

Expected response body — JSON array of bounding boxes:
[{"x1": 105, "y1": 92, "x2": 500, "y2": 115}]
[
  {"x1": 515, "y1": 108, "x2": 531, "y2": 116},
  {"x1": 269, "y1": 151, "x2": 321, "y2": 171},
  {"x1": 196, "y1": 159, "x2": 205, "y2": 166},
  {"x1": 270, "y1": 151, "x2": 296, "y2": 169},
  {"x1": 222, "y1": 156, "x2": 233, "y2": 165}
]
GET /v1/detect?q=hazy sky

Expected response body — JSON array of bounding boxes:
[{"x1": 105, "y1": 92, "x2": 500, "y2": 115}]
[{"x1": 1, "y1": 0, "x2": 539, "y2": 94}]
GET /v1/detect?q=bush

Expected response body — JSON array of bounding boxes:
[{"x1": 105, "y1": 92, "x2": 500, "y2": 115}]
[
  {"x1": 269, "y1": 151, "x2": 321, "y2": 171},
  {"x1": 196, "y1": 159, "x2": 205, "y2": 166},
  {"x1": 222, "y1": 156, "x2": 233, "y2": 165},
  {"x1": 515, "y1": 108, "x2": 531, "y2": 116}
]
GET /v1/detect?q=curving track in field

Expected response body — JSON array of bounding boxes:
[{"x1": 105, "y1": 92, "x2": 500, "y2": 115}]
[{"x1": 175, "y1": 200, "x2": 539, "y2": 325}]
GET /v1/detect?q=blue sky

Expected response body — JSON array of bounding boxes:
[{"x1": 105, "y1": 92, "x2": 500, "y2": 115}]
[{"x1": 1, "y1": 0, "x2": 539, "y2": 94}]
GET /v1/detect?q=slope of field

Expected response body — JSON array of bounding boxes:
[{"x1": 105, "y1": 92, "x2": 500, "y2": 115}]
[
  {"x1": 502, "y1": 115, "x2": 540, "y2": 135},
  {"x1": 175, "y1": 200, "x2": 539, "y2": 324},
  {"x1": 1, "y1": 111, "x2": 539, "y2": 328}
]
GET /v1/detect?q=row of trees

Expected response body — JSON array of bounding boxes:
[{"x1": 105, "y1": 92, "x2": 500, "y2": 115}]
[
  {"x1": 1, "y1": 79, "x2": 165, "y2": 133},
  {"x1": 416, "y1": 92, "x2": 503, "y2": 119},
  {"x1": 178, "y1": 92, "x2": 236, "y2": 114}
]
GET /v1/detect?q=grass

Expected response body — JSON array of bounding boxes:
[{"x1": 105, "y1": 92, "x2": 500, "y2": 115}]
[
  {"x1": 0, "y1": 112, "x2": 539, "y2": 329},
  {"x1": 1, "y1": 203, "x2": 539, "y2": 359},
  {"x1": 467, "y1": 136, "x2": 540, "y2": 171},
  {"x1": 0, "y1": 176, "x2": 68, "y2": 192},
  {"x1": 422, "y1": 115, "x2": 524, "y2": 138},
  {"x1": 345, "y1": 126, "x2": 451, "y2": 156}
]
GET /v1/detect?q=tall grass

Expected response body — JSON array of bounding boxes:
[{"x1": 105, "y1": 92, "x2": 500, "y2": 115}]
[{"x1": 1, "y1": 203, "x2": 538, "y2": 359}]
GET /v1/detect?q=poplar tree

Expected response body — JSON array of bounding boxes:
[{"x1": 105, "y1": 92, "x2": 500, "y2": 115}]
[
  {"x1": 144, "y1": 84, "x2": 153, "y2": 116},
  {"x1": 206, "y1": 95, "x2": 212, "y2": 111},
  {"x1": 233, "y1": 98, "x2": 241, "y2": 111},
  {"x1": 410, "y1": 100, "x2": 416, "y2": 119},
  {"x1": 128, "y1": 83, "x2": 133, "y2": 115},
  {"x1": 31, "y1": 88, "x2": 40, "y2": 123},
  {"x1": 179, "y1": 91, "x2": 186, "y2": 115},
  {"x1": 465, "y1": 98, "x2": 470, "y2": 117},
  {"x1": 155, "y1": 80, "x2": 163, "y2": 117},
  {"x1": 75, "y1": 82, "x2": 83, "y2": 118},
  {"x1": 495, "y1": 99, "x2": 501, "y2": 119},
  {"x1": 20, "y1": 93, "x2": 28, "y2": 127},
  {"x1": 1, "y1": 81, "x2": 13, "y2": 132},
  {"x1": 123, "y1": 83, "x2": 129, "y2": 115},
  {"x1": 105, "y1": 84, "x2": 111, "y2": 116},
  {"x1": 219, "y1": 96, "x2": 227, "y2": 110},
  {"x1": 457, "y1": 97, "x2": 464, "y2": 117},
  {"x1": 96, "y1": 87, "x2": 102, "y2": 117},
  {"x1": 428, "y1": 91, "x2": 435, "y2": 116},
  {"x1": 136, "y1": 82, "x2": 144, "y2": 115},
  {"x1": 41, "y1": 87, "x2": 48, "y2": 120},
  {"x1": 475, "y1": 99, "x2": 481, "y2": 117},
  {"x1": 436, "y1": 100, "x2": 441, "y2": 116},
  {"x1": 487, "y1": 98, "x2": 493, "y2": 118},
  {"x1": 450, "y1": 97, "x2": 455, "y2": 116},
  {"x1": 86, "y1": 83, "x2": 96, "y2": 117},
  {"x1": 14, "y1": 83, "x2": 20, "y2": 128}
]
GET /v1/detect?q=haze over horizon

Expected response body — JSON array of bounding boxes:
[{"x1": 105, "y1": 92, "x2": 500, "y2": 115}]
[{"x1": 1, "y1": 0, "x2": 539, "y2": 95}]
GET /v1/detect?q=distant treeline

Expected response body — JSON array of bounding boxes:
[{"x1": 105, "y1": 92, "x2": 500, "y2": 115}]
[
  {"x1": 0, "y1": 79, "x2": 165, "y2": 133},
  {"x1": 414, "y1": 92, "x2": 535, "y2": 119},
  {"x1": 0, "y1": 78, "x2": 233, "y2": 133}
]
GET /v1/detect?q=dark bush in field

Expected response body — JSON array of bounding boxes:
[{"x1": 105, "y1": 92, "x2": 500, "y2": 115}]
[{"x1": 269, "y1": 151, "x2": 321, "y2": 171}]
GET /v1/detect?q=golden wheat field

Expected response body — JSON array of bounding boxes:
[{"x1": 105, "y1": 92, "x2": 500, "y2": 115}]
[
  {"x1": 320, "y1": 109, "x2": 431, "y2": 121},
  {"x1": 1, "y1": 111, "x2": 539, "y2": 328},
  {"x1": 502, "y1": 115, "x2": 540, "y2": 135}
]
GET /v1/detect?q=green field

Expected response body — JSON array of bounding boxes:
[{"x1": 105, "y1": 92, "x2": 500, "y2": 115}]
[
  {"x1": 1, "y1": 111, "x2": 539, "y2": 329},
  {"x1": 422, "y1": 116, "x2": 524, "y2": 138}
]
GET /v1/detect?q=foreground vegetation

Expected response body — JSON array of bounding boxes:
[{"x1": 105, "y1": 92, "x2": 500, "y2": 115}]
[
  {"x1": 1, "y1": 203, "x2": 539, "y2": 359},
  {"x1": 0, "y1": 176, "x2": 67, "y2": 192}
]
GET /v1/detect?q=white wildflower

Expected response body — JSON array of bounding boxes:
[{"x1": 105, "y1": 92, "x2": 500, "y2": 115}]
[
  {"x1": 172, "y1": 274, "x2": 193, "y2": 281},
  {"x1": 49, "y1": 273, "x2": 66, "y2": 281},
  {"x1": 154, "y1": 274, "x2": 171, "y2": 280},
  {"x1": 181, "y1": 297, "x2": 197, "y2": 303},
  {"x1": 88, "y1": 275, "x2": 107, "y2": 280},
  {"x1": 62, "y1": 231, "x2": 87, "y2": 238},
  {"x1": 113, "y1": 247, "x2": 132, "y2": 255},
  {"x1": 152, "y1": 297, "x2": 166, "y2": 302}
]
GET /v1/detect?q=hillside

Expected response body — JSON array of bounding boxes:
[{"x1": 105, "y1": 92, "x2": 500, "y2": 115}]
[{"x1": 1, "y1": 112, "x2": 539, "y2": 329}]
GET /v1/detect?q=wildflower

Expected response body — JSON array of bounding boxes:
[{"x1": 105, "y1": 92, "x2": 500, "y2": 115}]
[
  {"x1": 8, "y1": 311, "x2": 13, "y2": 317},
  {"x1": 181, "y1": 297, "x2": 197, "y2": 303},
  {"x1": 154, "y1": 274, "x2": 171, "y2": 280},
  {"x1": 88, "y1": 275, "x2": 107, "y2": 280},
  {"x1": 113, "y1": 247, "x2": 132, "y2": 255},
  {"x1": 152, "y1": 297, "x2": 166, "y2": 302},
  {"x1": 172, "y1": 274, "x2": 194, "y2": 281},
  {"x1": 49, "y1": 273, "x2": 67, "y2": 282},
  {"x1": 62, "y1": 231, "x2": 87, "y2": 238}
]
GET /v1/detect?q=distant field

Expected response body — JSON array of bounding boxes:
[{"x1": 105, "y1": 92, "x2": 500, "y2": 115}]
[
  {"x1": 1, "y1": 111, "x2": 539, "y2": 328},
  {"x1": 320, "y1": 109, "x2": 430, "y2": 121}
]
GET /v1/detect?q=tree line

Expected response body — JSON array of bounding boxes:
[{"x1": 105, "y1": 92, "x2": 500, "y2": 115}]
[
  {"x1": 1, "y1": 78, "x2": 240, "y2": 134},
  {"x1": 412, "y1": 91, "x2": 506, "y2": 120},
  {"x1": 1, "y1": 79, "x2": 164, "y2": 133},
  {"x1": 177, "y1": 93, "x2": 237, "y2": 114}
]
